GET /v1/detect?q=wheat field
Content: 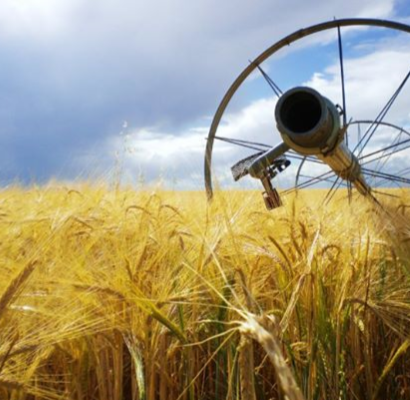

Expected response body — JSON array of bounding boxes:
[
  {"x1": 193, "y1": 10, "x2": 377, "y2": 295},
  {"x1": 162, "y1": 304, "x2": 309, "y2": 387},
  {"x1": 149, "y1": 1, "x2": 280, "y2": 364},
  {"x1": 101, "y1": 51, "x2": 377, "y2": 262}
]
[{"x1": 0, "y1": 185, "x2": 410, "y2": 400}]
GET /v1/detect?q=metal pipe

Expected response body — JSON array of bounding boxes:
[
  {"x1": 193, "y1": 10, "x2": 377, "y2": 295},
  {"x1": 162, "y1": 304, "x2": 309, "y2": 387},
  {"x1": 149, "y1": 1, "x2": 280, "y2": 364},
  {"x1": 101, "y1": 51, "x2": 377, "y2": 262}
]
[{"x1": 275, "y1": 86, "x2": 371, "y2": 195}]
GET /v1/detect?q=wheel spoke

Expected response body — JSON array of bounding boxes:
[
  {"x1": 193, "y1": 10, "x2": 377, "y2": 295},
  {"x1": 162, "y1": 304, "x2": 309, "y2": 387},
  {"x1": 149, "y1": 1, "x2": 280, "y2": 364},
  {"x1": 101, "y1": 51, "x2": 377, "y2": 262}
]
[
  {"x1": 351, "y1": 121, "x2": 410, "y2": 168},
  {"x1": 357, "y1": 123, "x2": 362, "y2": 155},
  {"x1": 213, "y1": 136, "x2": 326, "y2": 165},
  {"x1": 214, "y1": 136, "x2": 271, "y2": 152},
  {"x1": 394, "y1": 166, "x2": 410, "y2": 176},
  {"x1": 362, "y1": 168, "x2": 410, "y2": 185},
  {"x1": 355, "y1": 67, "x2": 410, "y2": 156},
  {"x1": 214, "y1": 135, "x2": 327, "y2": 167},
  {"x1": 250, "y1": 60, "x2": 283, "y2": 98},
  {"x1": 300, "y1": 174, "x2": 346, "y2": 186},
  {"x1": 374, "y1": 177, "x2": 402, "y2": 189},
  {"x1": 350, "y1": 120, "x2": 410, "y2": 138},
  {"x1": 372, "y1": 189, "x2": 400, "y2": 198},
  {"x1": 323, "y1": 176, "x2": 342, "y2": 205},
  {"x1": 337, "y1": 24, "x2": 347, "y2": 129},
  {"x1": 371, "y1": 128, "x2": 404, "y2": 177},
  {"x1": 295, "y1": 157, "x2": 307, "y2": 190},
  {"x1": 347, "y1": 181, "x2": 353, "y2": 204},
  {"x1": 359, "y1": 137, "x2": 410, "y2": 164},
  {"x1": 284, "y1": 170, "x2": 335, "y2": 194}
]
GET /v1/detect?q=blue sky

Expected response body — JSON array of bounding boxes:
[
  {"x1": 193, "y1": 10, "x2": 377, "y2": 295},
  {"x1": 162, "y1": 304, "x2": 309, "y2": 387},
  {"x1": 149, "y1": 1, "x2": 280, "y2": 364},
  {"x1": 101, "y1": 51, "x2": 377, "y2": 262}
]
[{"x1": 1, "y1": 0, "x2": 410, "y2": 189}]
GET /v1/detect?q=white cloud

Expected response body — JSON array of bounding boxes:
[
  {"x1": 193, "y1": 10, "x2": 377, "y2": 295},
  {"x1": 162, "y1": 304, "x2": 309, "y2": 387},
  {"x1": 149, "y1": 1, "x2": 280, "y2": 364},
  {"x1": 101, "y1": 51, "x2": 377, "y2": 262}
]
[
  {"x1": 0, "y1": 1, "x2": 81, "y2": 39},
  {"x1": 106, "y1": 126, "x2": 207, "y2": 189},
  {"x1": 0, "y1": 0, "x2": 405, "y2": 185},
  {"x1": 109, "y1": 31, "x2": 410, "y2": 191}
]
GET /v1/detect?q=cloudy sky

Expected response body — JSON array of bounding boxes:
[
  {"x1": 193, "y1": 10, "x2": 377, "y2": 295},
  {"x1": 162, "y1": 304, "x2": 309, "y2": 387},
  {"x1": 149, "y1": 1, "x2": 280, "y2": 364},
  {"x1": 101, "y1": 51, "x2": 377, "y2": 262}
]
[{"x1": 1, "y1": 0, "x2": 410, "y2": 190}]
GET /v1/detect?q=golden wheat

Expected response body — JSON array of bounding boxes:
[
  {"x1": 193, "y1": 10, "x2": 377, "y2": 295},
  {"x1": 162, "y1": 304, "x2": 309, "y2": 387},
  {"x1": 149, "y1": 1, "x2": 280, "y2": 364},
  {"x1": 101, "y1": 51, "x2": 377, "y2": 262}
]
[{"x1": 0, "y1": 185, "x2": 409, "y2": 399}]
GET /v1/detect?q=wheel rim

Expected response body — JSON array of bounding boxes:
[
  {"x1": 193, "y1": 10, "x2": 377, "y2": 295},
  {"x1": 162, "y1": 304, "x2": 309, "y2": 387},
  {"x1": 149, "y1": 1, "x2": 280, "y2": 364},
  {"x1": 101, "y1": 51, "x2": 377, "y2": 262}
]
[{"x1": 204, "y1": 18, "x2": 410, "y2": 203}]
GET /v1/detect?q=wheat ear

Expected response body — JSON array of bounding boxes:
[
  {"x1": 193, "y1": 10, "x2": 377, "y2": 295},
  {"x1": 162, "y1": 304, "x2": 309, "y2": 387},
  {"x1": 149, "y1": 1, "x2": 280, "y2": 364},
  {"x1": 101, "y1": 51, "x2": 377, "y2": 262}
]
[
  {"x1": 0, "y1": 261, "x2": 37, "y2": 319},
  {"x1": 240, "y1": 313, "x2": 305, "y2": 400}
]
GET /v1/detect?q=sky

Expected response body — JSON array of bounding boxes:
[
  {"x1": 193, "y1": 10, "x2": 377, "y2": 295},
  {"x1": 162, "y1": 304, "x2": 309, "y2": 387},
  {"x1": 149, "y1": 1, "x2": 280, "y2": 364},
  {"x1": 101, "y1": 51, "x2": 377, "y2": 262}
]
[{"x1": 1, "y1": 0, "x2": 410, "y2": 191}]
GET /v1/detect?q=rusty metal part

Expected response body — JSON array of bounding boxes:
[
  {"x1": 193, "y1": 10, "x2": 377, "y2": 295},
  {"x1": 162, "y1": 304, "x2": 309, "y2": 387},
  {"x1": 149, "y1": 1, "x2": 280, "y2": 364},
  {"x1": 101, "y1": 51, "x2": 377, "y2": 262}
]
[{"x1": 261, "y1": 176, "x2": 282, "y2": 210}]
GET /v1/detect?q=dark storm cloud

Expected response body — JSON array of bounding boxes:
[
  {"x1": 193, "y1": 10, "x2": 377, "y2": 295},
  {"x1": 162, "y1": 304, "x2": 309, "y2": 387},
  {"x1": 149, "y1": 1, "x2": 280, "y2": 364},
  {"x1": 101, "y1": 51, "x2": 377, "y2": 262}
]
[{"x1": 0, "y1": 0, "x2": 396, "y2": 184}]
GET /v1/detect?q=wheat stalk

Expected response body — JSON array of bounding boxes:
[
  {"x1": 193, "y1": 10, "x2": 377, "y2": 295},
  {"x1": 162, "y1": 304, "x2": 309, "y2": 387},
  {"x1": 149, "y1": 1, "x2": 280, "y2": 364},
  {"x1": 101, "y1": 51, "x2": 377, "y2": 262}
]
[
  {"x1": 240, "y1": 313, "x2": 305, "y2": 400},
  {"x1": 0, "y1": 261, "x2": 37, "y2": 319},
  {"x1": 238, "y1": 334, "x2": 257, "y2": 400},
  {"x1": 372, "y1": 338, "x2": 410, "y2": 400},
  {"x1": 0, "y1": 376, "x2": 24, "y2": 390}
]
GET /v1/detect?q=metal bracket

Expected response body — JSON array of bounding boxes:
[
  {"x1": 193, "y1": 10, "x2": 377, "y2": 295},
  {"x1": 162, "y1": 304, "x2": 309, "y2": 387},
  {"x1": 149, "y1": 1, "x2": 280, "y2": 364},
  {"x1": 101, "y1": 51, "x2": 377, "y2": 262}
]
[{"x1": 261, "y1": 175, "x2": 282, "y2": 210}]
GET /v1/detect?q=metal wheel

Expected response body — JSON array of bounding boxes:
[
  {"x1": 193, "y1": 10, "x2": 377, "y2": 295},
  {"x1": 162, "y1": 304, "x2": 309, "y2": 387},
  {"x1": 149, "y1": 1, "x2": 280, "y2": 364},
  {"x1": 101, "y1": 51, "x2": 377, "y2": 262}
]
[{"x1": 204, "y1": 18, "x2": 410, "y2": 209}]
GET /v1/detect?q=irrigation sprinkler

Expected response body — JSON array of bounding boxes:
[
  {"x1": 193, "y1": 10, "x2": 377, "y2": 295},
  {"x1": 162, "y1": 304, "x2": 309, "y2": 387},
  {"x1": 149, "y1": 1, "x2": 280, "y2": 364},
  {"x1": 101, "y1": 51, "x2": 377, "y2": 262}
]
[{"x1": 204, "y1": 18, "x2": 410, "y2": 209}]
